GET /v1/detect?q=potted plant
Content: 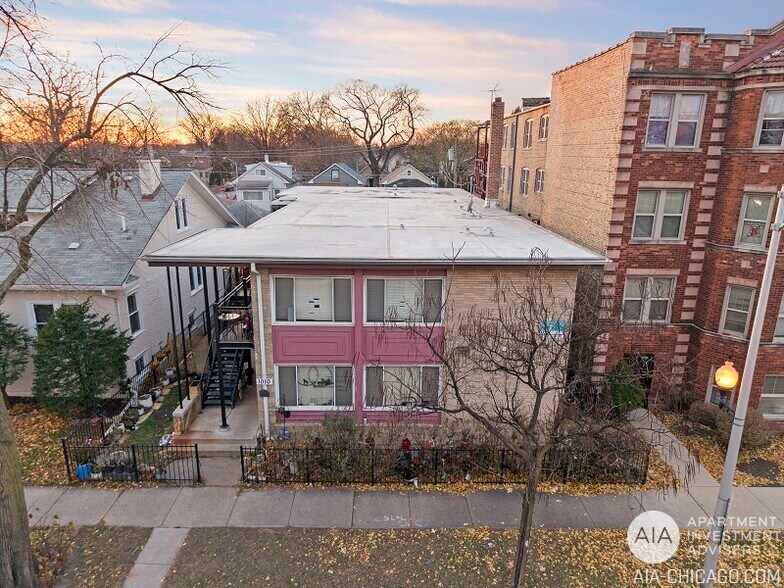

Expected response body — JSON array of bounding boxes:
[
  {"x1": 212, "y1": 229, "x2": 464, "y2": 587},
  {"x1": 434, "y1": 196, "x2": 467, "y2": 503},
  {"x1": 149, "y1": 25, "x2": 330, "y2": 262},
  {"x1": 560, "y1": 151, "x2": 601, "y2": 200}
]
[
  {"x1": 138, "y1": 393, "x2": 154, "y2": 409},
  {"x1": 150, "y1": 386, "x2": 162, "y2": 400}
]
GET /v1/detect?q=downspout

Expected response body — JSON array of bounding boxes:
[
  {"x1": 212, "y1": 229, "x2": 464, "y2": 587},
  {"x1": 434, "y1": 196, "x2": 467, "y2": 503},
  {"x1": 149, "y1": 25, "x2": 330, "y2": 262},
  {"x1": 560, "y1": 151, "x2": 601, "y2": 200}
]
[{"x1": 250, "y1": 262, "x2": 270, "y2": 440}]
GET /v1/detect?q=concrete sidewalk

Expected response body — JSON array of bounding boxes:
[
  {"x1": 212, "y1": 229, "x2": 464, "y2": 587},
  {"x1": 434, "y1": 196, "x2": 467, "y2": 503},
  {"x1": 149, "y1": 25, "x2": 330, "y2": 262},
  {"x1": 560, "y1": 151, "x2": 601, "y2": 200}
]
[{"x1": 24, "y1": 484, "x2": 784, "y2": 531}]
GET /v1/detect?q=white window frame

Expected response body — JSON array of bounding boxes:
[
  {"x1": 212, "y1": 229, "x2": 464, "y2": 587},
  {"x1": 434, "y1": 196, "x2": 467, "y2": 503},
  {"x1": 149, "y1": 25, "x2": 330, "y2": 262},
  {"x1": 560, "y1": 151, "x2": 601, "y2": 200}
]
[
  {"x1": 363, "y1": 277, "x2": 445, "y2": 326},
  {"x1": 502, "y1": 124, "x2": 508, "y2": 149},
  {"x1": 28, "y1": 302, "x2": 58, "y2": 336},
  {"x1": 174, "y1": 197, "x2": 189, "y2": 232},
  {"x1": 735, "y1": 193, "x2": 774, "y2": 249},
  {"x1": 645, "y1": 92, "x2": 706, "y2": 149},
  {"x1": 255, "y1": 167, "x2": 267, "y2": 176},
  {"x1": 271, "y1": 275, "x2": 354, "y2": 325},
  {"x1": 499, "y1": 166, "x2": 505, "y2": 191},
  {"x1": 330, "y1": 168, "x2": 340, "y2": 181},
  {"x1": 243, "y1": 190, "x2": 266, "y2": 201},
  {"x1": 720, "y1": 284, "x2": 755, "y2": 337},
  {"x1": 523, "y1": 119, "x2": 533, "y2": 149},
  {"x1": 519, "y1": 168, "x2": 529, "y2": 196},
  {"x1": 189, "y1": 266, "x2": 204, "y2": 295},
  {"x1": 534, "y1": 169, "x2": 545, "y2": 193},
  {"x1": 126, "y1": 290, "x2": 143, "y2": 337},
  {"x1": 760, "y1": 375, "x2": 784, "y2": 420},
  {"x1": 631, "y1": 189, "x2": 689, "y2": 241},
  {"x1": 755, "y1": 89, "x2": 784, "y2": 148},
  {"x1": 133, "y1": 351, "x2": 148, "y2": 376},
  {"x1": 274, "y1": 364, "x2": 355, "y2": 410},
  {"x1": 538, "y1": 115, "x2": 549, "y2": 140},
  {"x1": 621, "y1": 276, "x2": 676, "y2": 323},
  {"x1": 774, "y1": 295, "x2": 784, "y2": 341},
  {"x1": 363, "y1": 364, "x2": 441, "y2": 411}
]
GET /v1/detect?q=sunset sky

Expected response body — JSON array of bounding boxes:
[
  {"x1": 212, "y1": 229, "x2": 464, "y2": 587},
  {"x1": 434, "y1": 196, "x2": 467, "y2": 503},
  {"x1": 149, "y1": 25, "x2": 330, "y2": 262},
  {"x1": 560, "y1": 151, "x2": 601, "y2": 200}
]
[{"x1": 39, "y1": 0, "x2": 784, "y2": 123}]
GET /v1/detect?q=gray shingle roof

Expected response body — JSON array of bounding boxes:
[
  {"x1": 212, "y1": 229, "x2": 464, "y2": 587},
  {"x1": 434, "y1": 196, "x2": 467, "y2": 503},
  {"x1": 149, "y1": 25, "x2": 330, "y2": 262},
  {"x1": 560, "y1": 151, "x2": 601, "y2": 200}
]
[
  {"x1": 0, "y1": 169, "x2": 191, "y2": 287},
  {"x1": 229, "y1": 199, "x2": 271, "y2": 227},
  {"x1": 1, "y1": 169, "x2": 95, "y2": 211}
]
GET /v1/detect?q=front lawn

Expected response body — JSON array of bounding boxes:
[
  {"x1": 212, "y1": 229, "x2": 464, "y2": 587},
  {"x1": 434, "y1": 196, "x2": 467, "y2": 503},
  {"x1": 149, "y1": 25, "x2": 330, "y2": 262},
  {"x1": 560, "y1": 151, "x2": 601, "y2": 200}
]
[
  {"x1": 126, "y1": 385, "x2": 183, "y2": 446},
  {"x1": 164, "y1": 527, "x2": 784, "y2": 588},
  {"x1": 9, "y1": 401, "x2": 78, "y2": 485},
  {"x1": 659, "y1": 411, "x2": 784, "y2": 486},
  {"x1": 32, "y1": 524, "x2": 151, "y2": 587}
]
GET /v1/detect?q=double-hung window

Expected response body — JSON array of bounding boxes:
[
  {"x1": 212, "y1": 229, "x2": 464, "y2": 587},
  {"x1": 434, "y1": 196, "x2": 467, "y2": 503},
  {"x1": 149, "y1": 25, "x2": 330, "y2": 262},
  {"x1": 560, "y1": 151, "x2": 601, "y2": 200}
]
[
  {"x1": 775, "y1": 296, "x2": 784, "y2": 340},
  {"x1": 534, "y1": 169, "x2": 545, "y2": 193},
  {"x1": 331, "y1": 169, "x2": 340, "y2": 181},
  {"x1": 757, "y1": 90, "x2": 784, "y2": 147},
  {"x1": 632, "y1": 190, "x2": 688, "y2": 240},
  {"x1": 721, "y1": 285, "x2": 754, "y2": 336},
  {"x1": 277, "y1": 365, "x2": 353, "y2": 407},
  {"x1": 32, "y1": 304, "x2": 55, "y2": 335},
  {"x1": 243, "y1": 191, "x2": 266, "y2": 201},
  {"x1": 174, "y1": 197, "x2": 189, "y2": 230},
  {"x1": 760, "y1": 375, "x2": 784, "y2": 417},
  {"x1": 736, "y1": 193, "x2": 773, "y2": 248},
  {"x1": 523, "y1": 119, "x2": 533, "y2": 148},
  {"x1": 133, "y1": 353, "x2": 147, "y2": 376},
  {"x1": 189, "y1": 267, "x2": 203, "y2": 294},
  {"x1": 502, "y1": 125, "x2": 508, "y2": 149},
  {"x1": 646, "y1": 93, "x2": 704, "y2": 148},
  {"x1": 499, "y1": 167, "x2": 505, "y2": 191},
  {"x1": 365, "y1": 366, "x2": 440, "y2": 408},
  {"x1": 366, "y1": 278, "x2": 443, "y2": 324},
  {"x1": 519, "y1": 168, "x2": 529, "y2": 195},
  {"x1": 538, "y1": 115, "x2": 549, "y2": 140},
  {"x1": 273, "y1": 276, "x2": 352, "y2": 323},
  {"x1": 127, "y1": 292, "x2": 142, "y2": 336},
  {"x1": 622, "y1": 276, "x2": 675, "y2": 322}
]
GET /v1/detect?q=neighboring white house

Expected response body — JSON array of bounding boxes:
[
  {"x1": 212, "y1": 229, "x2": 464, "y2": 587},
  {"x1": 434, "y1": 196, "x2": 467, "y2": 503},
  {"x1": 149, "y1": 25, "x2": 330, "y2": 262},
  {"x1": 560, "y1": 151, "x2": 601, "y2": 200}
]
[
  {"x1": 380, "y1": 163, "x2": 436, "y2": 188},
  {"x1": 358, "y1": 152, "x2": 407, "y2": 183},
  {"x1": 308, "y1": 163, "x2": 365, "y2": 187},
  {"x1": 233, "y1": 159, "x2": 296, "y2": 209},
  {"x1": 0, "y1": 161, "x2": 238, "y2": 396}
]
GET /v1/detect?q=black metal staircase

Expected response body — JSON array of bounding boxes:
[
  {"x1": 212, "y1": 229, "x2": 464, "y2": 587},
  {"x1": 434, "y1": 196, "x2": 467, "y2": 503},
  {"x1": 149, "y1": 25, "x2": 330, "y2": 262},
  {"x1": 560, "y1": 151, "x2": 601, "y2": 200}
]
[{"x1": 202, "y1": 347, "x2": 245, "y2": 407}]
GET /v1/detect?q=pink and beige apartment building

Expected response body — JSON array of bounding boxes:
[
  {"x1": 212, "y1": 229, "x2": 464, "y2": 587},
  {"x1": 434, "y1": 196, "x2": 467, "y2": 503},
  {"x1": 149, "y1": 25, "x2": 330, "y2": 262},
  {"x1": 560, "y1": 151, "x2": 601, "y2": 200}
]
[{"x1": 145, "y1": 186, "x2": 603, "y2": 433}]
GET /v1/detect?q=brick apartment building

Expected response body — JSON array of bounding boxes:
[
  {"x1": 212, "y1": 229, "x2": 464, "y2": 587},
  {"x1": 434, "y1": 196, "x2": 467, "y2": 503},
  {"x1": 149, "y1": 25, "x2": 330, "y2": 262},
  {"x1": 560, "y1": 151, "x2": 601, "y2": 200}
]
[{"x1": 476, "y1": 19, "x2": 784, "y2": 420}]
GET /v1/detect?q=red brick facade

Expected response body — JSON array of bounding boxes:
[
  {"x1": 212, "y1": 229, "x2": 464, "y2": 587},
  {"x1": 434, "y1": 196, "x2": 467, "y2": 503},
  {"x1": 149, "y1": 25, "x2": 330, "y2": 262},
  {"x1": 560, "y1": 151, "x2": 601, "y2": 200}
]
[{"x1": 484, "y1": 20, "x2": 784, "y2": 419}]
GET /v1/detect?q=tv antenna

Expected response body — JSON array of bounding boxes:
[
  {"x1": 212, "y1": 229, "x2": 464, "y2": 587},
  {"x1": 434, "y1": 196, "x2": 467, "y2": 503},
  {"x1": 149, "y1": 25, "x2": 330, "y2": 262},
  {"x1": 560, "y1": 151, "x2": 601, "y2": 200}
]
[{"x1": 485, "y1": 84, "x2": 503, "y2": 102}]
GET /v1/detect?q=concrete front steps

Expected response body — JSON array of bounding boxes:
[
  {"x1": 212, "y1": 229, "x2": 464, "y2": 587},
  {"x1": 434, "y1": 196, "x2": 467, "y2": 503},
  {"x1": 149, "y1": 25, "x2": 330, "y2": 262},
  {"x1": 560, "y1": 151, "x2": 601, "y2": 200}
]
[{"x1": 172, "y1": 432, "x2": 256, "y2": 457}]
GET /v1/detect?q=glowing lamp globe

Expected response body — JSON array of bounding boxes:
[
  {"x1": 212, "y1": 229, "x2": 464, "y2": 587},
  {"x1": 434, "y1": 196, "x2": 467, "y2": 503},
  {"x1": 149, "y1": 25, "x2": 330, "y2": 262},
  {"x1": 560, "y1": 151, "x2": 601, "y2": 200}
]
[{"x1": 714, "y1": 361, "x2": 739, "y2": 391}]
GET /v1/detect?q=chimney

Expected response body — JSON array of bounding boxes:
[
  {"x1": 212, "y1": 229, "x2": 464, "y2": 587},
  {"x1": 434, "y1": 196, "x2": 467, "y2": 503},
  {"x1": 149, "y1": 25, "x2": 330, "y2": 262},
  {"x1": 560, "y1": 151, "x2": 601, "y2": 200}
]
[
  {"x1": 264, "y1": 153, "x2": 270, "y2": 163},
  {"x1": 485, "y1": 97, "x2": 505, "y2": 202},
  {"x1": 139, "y1": 159, "x2": 162, "y2": 199}
]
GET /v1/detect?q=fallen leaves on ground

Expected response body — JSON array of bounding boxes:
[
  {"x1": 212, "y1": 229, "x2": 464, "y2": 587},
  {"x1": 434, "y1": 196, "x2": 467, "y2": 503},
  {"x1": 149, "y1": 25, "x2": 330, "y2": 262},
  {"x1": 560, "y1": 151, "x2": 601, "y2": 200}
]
[
  {"x1": 659, "y1": 411, "x2": 784, "y2": 486},
  {"x1": 10, "y1": 402, "x2": 78, "y2": 485}
]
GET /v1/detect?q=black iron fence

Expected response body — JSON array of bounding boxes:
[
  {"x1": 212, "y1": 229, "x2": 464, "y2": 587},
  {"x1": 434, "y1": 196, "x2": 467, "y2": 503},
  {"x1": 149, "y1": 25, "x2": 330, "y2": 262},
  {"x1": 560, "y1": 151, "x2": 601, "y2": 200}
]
[
  {"x1": 62, "y1": 440, "x2": 201, "y2": 484},
  {"x1": 240, "y1": 444, "x2": 649, "y2": 486}
]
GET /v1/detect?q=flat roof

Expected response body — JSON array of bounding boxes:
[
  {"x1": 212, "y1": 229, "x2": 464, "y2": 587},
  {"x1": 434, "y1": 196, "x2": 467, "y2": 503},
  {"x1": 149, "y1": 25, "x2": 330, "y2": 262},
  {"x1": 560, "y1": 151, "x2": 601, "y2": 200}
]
[{"x1": 144, "y1": 187, "x2": 606, "y2": 267}]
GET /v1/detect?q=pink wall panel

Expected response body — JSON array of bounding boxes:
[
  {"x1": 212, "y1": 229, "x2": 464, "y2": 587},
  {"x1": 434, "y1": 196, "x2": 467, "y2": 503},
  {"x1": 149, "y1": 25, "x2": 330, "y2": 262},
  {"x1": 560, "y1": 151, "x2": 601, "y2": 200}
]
[
  {"x1": 363, "y1": 327, "x2": 443, "y2": 363},
  {"x1": 273, "y1": 327, "x2": 354, "y2": 363}
]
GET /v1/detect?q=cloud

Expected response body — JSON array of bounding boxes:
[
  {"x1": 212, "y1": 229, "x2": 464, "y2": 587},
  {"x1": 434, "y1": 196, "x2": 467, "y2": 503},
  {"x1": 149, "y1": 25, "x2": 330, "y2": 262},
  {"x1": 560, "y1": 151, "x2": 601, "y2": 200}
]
[
  {"x1": 88, "y1": 0, "x2": 174, "y2": 14},
  {"x1": 370, "y1": 0, "x2": 561, "y2": 7},
  {"x1": 47, "y1": 17, "x2": 285, "y2": 56}
]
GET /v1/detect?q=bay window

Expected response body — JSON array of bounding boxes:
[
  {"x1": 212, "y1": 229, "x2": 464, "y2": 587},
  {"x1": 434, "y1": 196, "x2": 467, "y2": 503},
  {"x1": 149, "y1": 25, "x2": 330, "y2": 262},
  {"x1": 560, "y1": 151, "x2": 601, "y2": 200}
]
[
  {"x1": 721, "y1": 285, "x2": 754, "y2": 336},
  {"x1": 760, "y1": 375, "x2": 784, "y2": 417},
  {"x1": 277, "y1": 365, "x2": 353, "y2": 407},
  {"x1": 274, "y1": 276, "x2": 352, "y2": 323},
  {"x1": 646, "y1": 93, "x2": 704, "y2": 148},
  {"x1": 366, "y1": 277, "x2": 443, "y2": 323},
  {"x1": 735, "y1": 193, "x2": 773, "y2": 248},
  {"x1": 757, "y1": 90, "x2": 784, "y2": 147},
  {"x1": 365, "y1": 366, "x2": 440, "y2": 408}
]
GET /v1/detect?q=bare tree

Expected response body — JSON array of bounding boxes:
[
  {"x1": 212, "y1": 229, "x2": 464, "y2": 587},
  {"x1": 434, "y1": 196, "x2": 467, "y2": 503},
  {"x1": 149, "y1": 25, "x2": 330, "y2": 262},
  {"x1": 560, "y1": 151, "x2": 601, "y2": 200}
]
[
  {"x1": 178, "y1": 108, "x2": 225, "y2": 151},
  {"x1": 324, "y1": 79, "x2": 426, "y2": 186},
  {"x1": 380, "y1": 253, "x2": 675, "y2": 587},
  {"x1": 0, "y1": 17, "x2": 220, "y2": 585},
  {"x1": 231, "y1": 96, "x2": 293, "y2": 155},
  {"x1": 412, "y1": 120, "x2": 477, "y2": 188}
]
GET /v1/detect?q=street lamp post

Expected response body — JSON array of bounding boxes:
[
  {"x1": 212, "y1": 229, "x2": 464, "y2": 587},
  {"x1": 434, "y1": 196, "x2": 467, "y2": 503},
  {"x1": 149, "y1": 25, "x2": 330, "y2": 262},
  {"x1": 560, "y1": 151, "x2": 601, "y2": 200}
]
[{"x1": 701, "y1": 185, "x2": 784, "y2": 587}]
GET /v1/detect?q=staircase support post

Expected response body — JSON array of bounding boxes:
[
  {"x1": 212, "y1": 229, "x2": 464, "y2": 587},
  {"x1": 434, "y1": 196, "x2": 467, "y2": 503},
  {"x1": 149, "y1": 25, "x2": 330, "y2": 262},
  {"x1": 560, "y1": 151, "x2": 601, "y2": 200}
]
[
  {"x1": 215, "y1": 304, "x2": 229, "y2": 430},
  {"x1": 166, "y1": 268, "x2": 184, "y2": 409},
  {"x1": 175, "y1": 266, "x2": 190, "y2": 399}
]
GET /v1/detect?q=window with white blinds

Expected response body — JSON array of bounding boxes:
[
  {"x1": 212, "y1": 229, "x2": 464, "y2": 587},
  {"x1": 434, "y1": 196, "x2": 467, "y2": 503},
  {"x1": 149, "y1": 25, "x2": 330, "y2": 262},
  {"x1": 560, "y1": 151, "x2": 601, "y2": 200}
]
[
  {"x1": 274, "y1": 276, "x2": 352, "y2": 322},
  {"x1": 365, "y1": 365, "x2": 440, "y2": 408},
  {"x1": 365, "y1": 278, "x2": 443, "y2": 323}
]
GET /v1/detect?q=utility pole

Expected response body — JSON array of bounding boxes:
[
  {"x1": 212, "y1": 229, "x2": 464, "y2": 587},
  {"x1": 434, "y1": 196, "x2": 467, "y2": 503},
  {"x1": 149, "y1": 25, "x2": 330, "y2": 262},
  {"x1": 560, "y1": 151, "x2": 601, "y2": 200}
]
[{"x1": 701, "y1": 185, "x2": 784, "y2": 587}]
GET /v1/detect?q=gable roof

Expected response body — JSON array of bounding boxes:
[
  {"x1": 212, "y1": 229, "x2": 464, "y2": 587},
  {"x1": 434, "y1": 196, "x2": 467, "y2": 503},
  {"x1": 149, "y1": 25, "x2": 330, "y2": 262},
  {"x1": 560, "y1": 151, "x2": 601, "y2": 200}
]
[
  {"x1": 0, "y1": 170, "x2": 234, "y2": 288},
  {"x1": 229, "y1": 199, "x2": 271, "y2": 227},
  {"x1": 380, "y1": 163, "x2": 435, "y2": 187},
  {"x1": 236, "y1": 161, "x2": 294, "y2": 186},
  {"x1": 308, "y1": 163, "x2": 365, "y2": 185},
  {"x1": 726, "y1": 35, "x2": 784, "y2": 73},
  {"x1": 1, "y1": 169, "x2": 95, "y2": 212}
]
